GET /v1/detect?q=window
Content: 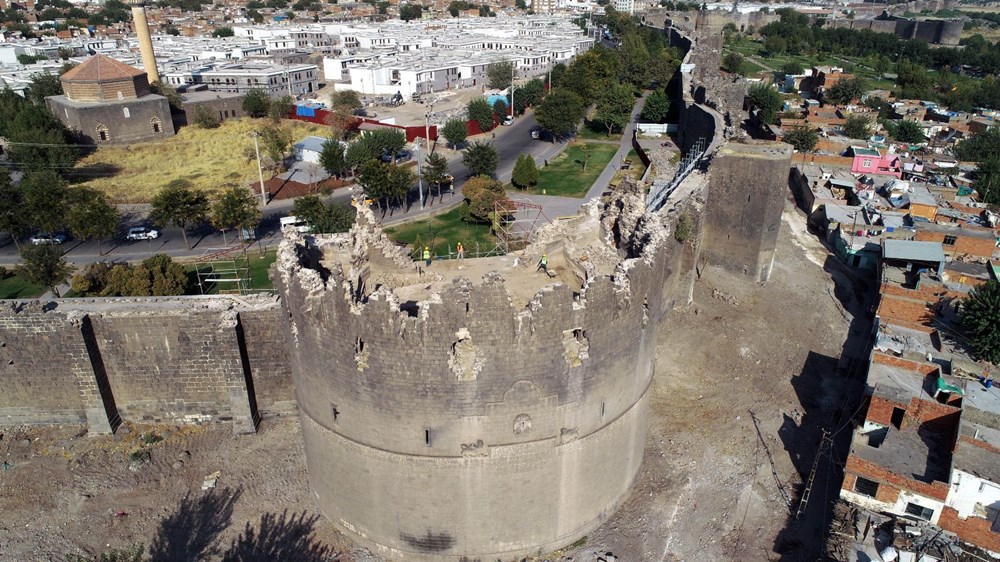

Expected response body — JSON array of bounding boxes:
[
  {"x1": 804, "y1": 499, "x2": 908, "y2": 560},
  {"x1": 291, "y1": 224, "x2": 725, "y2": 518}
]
[
  {"x1": 905, "y1": 502, "x2": 934, "y2": 520},
  {"x1": 424, "y1": 429, "x2": 431, "y2": 446},
  {"x1": 123, "y1": 107, "x2": 130, "y2": 118},
  {"x1": 891, "y1": 407, "x2": 905, "y2": 429},
  {"x1": 150, "y1": 117, "x2": 161, "y2": 134},
  {"x1": 96, "y1": 125, "x2": 109, "y2": 142},
  {"x1": 943, "y1": 235, "x2": 957, "y2": 246},
  {"x1": 854, "y1": 476, "x2": 879, "y2": 498}
]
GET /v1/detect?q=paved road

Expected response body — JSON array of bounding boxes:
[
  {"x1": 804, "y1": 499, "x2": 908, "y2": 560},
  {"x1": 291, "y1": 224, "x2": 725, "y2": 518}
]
[{"x1": 0, "y1": 112, "x2": 569, "y2": 266}]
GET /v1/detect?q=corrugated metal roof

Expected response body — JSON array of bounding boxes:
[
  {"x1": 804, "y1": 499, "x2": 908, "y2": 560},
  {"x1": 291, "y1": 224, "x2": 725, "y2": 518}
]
[
  {"x1": 882, "y1": 239, "x2": 945, "y2": 263},
  {"x1": 294, "y1": 135, "x2": 328, "y2": 154}
]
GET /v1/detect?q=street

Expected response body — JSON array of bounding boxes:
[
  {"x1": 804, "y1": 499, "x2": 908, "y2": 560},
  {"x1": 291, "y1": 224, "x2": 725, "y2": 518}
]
[{"x1": 0, "y1": 111, "x2": 568, "y2": 266}]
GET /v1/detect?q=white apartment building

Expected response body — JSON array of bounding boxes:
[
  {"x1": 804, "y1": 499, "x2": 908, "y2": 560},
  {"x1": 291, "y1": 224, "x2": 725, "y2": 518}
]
[
  {"x1": 162, "y1": 62, "x2": 318, "y2": 97},
  {"x1": 614, "y1": 0, "x2": 635, "y2": 15}
]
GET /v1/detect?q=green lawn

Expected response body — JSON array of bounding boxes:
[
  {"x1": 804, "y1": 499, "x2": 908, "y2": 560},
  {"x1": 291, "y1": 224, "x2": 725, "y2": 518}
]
[
  {"x1": 384, "y1": 205, "x2": 496, "y2": 260},
  {"x1": 187, "y1": 249, "x2": 277, "y2": 294},
  {"x1": 0, "y1": 275, "x2": 46, "y2": 299},
  {"x1": 523, "y1": 142, "x2": 619, "y2": 198},
  {"x1": 578, "y1": 120, "x2": 623, "y2": 141}
]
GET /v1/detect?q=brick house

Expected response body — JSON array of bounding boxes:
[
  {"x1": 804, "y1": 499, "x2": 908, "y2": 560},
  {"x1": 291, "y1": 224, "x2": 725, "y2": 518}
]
[{"x1": 915, "y1": 223, "x2": 999, "y2": 260}]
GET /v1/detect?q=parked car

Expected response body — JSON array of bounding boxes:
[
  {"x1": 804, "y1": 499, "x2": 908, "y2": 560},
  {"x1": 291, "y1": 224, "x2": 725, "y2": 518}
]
[
  {"x1": 502, "y1": 116, "x2": 514, "y2": 126},
  {"x1": 29, "y1": 233, "x2": 66, "y2": 245},
  {"x1": 530, "y1": 127, "x2": 542, "y2": 140},
  {"x1": 380, "y1": 150, "x2": 412, "y2": 163},
  {"x1": 126, "y1": 226, "x2": 159, "y2": 241},
  {"x1": 280, "y1": 215, "x2": 312, "y2": 233}
]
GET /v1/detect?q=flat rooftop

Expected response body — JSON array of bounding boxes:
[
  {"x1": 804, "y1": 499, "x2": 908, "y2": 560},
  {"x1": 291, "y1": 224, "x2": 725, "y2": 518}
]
[{"x1": 850, "y1": 423, "x2": 952, "y2": 486}]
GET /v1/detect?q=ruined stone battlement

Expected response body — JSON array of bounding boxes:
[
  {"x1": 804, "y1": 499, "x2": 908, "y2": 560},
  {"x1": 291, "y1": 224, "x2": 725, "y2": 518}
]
[{"x1": 272, "y1": 183, "x2": 695, "y2": 561}]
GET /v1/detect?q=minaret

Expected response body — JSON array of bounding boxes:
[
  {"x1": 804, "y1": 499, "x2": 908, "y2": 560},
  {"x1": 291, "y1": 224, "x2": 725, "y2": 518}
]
[{"x1": 128, "y1": 0, "x2": 160, "y2": 84}]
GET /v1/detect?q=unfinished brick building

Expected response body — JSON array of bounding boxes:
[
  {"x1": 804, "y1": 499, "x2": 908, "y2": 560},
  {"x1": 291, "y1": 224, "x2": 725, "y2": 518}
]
[{"x1": 272, "y1": 184, "x2": 698, "y2": 561}]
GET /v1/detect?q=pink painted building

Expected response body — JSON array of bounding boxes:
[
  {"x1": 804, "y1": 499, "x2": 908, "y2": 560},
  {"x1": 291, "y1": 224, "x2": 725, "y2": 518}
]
[{"x1": 849, "y1": 147, "x2": 902, "y2": 178}]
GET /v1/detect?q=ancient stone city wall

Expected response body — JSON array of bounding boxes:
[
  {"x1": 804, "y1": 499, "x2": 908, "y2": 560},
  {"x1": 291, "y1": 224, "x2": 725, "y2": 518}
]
[
  {"x1": 0, "y1": 295, "x2": 294, "y2": 434},
  {"x1": 272, "y1": 185, "x2": 701, "y2": 561}
]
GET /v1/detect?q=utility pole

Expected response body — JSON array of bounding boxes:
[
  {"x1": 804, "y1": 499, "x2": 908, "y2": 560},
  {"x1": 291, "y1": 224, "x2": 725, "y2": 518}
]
[
  {"x1": 251, "y1": 131, "x2": 267, "y2": 205},
  {"x1": 424, "y1": 102, "x2": 433, "y2": 155},
  {"x1": 415, "y1": 141, "x2": 424, "y2": 209},
  {"x1": 510, "y1": 61, "x2": 515, "y2": 121}
]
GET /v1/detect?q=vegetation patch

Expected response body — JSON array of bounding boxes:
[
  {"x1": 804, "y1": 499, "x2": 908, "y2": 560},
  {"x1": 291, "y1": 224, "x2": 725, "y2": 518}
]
[
  {"x1": 72, "y1": 119, "x2": 324, "y2": 203},
  {"x1": 520, "y1": 142, "x2": 619, "y2": 198},
  {"x1": 384, "y1": 206, "x2": 495, "y2": 260}
]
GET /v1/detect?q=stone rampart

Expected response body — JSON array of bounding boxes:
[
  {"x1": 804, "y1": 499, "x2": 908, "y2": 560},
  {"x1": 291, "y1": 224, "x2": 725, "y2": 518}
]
[
  {"x1": 273, "y1": 183, "x2": 697, "y2": 561},
  {"x1": 0, "y1": 295, "x2": 293, "y2": 434}
]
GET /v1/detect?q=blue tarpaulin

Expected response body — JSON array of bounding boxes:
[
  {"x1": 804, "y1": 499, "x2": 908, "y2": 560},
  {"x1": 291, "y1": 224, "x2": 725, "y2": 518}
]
[
  {"x1": 296, "y1": 105, "x2": 316, "y2": 117},
  {"x1": 486, "y1": 95, "x2": 508, "y2": 108}
]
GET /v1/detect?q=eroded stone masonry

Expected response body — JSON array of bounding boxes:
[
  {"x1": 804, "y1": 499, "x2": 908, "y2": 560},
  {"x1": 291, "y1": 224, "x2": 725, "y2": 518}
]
[{"x1": 272, "y1": 182, "x2": 699, "y2": 561}]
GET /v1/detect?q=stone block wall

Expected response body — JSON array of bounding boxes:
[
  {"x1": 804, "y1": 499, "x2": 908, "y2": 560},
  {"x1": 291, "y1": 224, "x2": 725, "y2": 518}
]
[
  {"x1": 702, "y1": 141, "x2": 793, "y2": 283},
  {"x1": 0, "y1": 296, "x2": 292, "y2": 435},
  {"x1": 274, "y1": 190, "x2": 690, "y2": 561}
]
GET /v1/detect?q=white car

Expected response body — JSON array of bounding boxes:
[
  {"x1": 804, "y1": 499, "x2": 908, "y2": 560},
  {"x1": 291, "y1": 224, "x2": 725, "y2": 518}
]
[
  {"x1": 126, "y1": 226, "x2": 159, "y2": 241},
  {"x1": 502, "y1": 116, "x2": 514, "y2": 126},
  {"x1": 29, "y1": 233, "x2": 66, "y2": 245}
]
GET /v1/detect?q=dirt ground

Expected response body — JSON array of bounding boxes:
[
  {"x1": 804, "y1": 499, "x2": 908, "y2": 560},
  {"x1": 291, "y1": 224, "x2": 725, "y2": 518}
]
[{"x1": 0, "y1": 200, "x2": 863, "y2": 562}]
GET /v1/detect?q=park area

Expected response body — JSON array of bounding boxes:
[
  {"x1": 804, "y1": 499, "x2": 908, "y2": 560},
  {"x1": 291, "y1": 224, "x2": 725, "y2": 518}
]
[
  {"x1": 519, "y1": 141, "x2": 618, "y2": 198},
  {"x1": 384, "y1": 206, "x2": 495, "y2": 260},
  {"x1": 71, "y1": 119, "x2": 325, "y2": 203}
]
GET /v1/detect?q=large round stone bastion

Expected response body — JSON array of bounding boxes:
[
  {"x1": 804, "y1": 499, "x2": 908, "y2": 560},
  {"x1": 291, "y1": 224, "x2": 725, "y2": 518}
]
[{"x1": 273, "y1": 185, "x2": 683, "y2": 561}]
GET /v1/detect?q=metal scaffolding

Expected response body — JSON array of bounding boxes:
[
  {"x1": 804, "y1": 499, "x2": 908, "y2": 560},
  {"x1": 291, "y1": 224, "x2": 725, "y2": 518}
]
[
  {"x1": 493, "y1": 198, "x2": 549, "y2": 254},
  {"x1": 194, "y1": 247, "x2": 253, "y2": 295}
]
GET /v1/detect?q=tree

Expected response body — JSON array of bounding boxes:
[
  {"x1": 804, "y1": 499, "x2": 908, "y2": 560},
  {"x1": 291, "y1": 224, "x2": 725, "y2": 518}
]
[
  {"x1": 66, "y1": 189, "x2": 118, "y2": 255},
  {"x1": 883, "y1": 119, "x2": 925, "y2": 143},
  {"x1": 385, "y1": 164, "x2": 415, "y2": 209},
  {"x1": 784, "y1": 126, "x2": 818, "y2": 152},
  {"x1": 26, "y1": 73, "x2": 62, "y2": 104},
  {"x1": 243, "y1": 88, "x2": 271, "y2": 118},
  {"x1": 399, "y1": 3, "x2": 422, "y2": 20},
  {"x1": 357, "y1": 160, "x2": 391, "y2": 211},
  {"x1": 843, "y1": 114, "x2": 872, "y2": 140},
  {"x1": 461, "y1": 141, "x2": 500, "y2": 178},
  {"x1": 781, "y1": 61, "x2": 804, "y2": 75},
  {"x1": 345, "y1": 138, "x2": 380, "y2": 171},
  {"x1": 330, "y1": 89, "x2": 362, "y2": 113},
  {"x1": 17, "y1": 244, "x2": 71, "y2": 297},
  {"x1": 493, "y1": 98, "x2": 508, "y2": 120},
  {"x1": 319, "y1": 139, "x2": 347, "y2": 177},
  {"x1": 292, "y1": 195, "x2": 356, "y2": 232},
  {"x1": 22, "y1": 170, "x2": 67, "y2": 234},
  {"x1": 259, "y1": 125, "x2": 293, "y2": 165},
  {"x1": 192, "y1": 104, "x2": 221, "y2": 128},
  {"x1": 213, "y1": 26, "x2": 234, "y2": 37},
  {"x1": 486, "y1": 60, "x2": 516, "y2": 91},
  {"x1": 825, "y1": 76, "x2": 867, "y2": 105},
  {"x1": 962, "y1": 280, "x2": 1000, "y2": 364},
  {"x1": 421, "y1": 152, "x2": 450, "y2": 199},
  {"x1": 955, "y1": 128, "x2": 1000, "y2": 162},
  {"x1": 511, "y1": 154, "x2": 538, "y2": 190},
  {"x1": 594, "y1": 82, "x2": 634, "y2": 136},
  {"x1": 268, "y1": 95, "x2": 293, "y2": 121},
  {"x1": 467, "y1": 97, "x2": 495, "y2": 132},
  {"x1": 149, "y1": 183, "x2": 209, "y2": 249},
  {"x1": 973, "y1": 158, "x2": 1000, "y2": 206},
  {"x1": 618, "y1": 32, "x2": 651, "y2": 87},
  {"x1": 535, "y1": 89, "x2": 586, "y2": 140},
  {"x1": 746, "y1": 82, "x2": 783, "y2": 125},
  {"x1": 461, "y1": 176, "x2": 507, "y2": 223},
  {"x1": 150, "y1": 80, "x2": 182, "y2": 111},
  {"x1": 211, "y1": 185, "x2": 260, "y2": 244},
  {"x1": 640, "y1": 89, "x2": 671, "y2": 123},
  {"x1": 722, "y1": 52, "x2": 749, "y2": 76},
  {"x1": 0, "y1": 172, "x2": 25, "y2": 248},
  {"x1": 442, "y1": 118, "x2": 468, "y2": 148}
]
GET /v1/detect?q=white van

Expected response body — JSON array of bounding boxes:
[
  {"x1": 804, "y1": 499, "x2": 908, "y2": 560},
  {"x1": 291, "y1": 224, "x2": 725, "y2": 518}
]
[{"x1": 279, "y1": 216, "x2": 312, "y2": 233}]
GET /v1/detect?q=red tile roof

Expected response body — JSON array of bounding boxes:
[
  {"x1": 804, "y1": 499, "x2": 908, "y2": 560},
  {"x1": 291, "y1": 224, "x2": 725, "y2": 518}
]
[{"x1": 61, "y1": 54, "x2": 145, "y2": 83}]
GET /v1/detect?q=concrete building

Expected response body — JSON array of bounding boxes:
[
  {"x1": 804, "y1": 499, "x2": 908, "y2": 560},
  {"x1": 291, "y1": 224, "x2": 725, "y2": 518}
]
[
  {"x1": 46, "y1": 54, "x2": 175, "y2": 144},
  {"x1": 702, "y1": 140, "x2": 793, "y2": 283},
  {"x1": 161, "y1": 61, "x2": 318, "y2": 97},
  {"x1": 613, "y1": 0, "x2": 634, "y2": 15}
]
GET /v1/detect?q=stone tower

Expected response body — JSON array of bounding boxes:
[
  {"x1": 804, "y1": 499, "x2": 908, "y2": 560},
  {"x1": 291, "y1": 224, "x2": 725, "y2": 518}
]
[
  {"x1": 701, "y1": 140, "x2": 792, "y2": 283},
  {"x1": 128, "y1": 0, "x2": 159, "y2": 84},
  {"x1": 273, "y1": 185, "x2": 686, "y2": 561}
]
